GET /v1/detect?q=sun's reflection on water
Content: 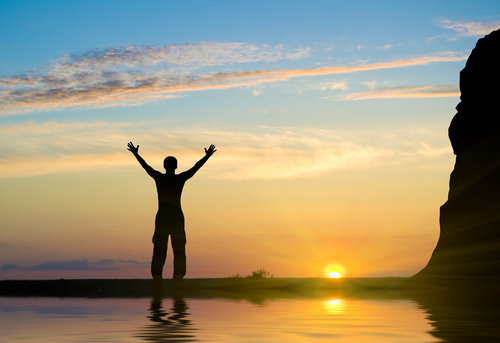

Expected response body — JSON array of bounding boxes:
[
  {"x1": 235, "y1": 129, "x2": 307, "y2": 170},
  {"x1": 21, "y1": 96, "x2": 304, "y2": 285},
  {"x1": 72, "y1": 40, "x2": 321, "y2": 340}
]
[{"x1": 323, "y1": 299, "x2": 345, "y2": 314}]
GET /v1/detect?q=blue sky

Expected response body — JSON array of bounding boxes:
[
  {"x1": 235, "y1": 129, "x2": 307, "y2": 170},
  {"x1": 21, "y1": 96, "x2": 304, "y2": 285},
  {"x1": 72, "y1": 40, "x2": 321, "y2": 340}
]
[
  {"x1": 1, "y1": 0, "x2": 499, "y2": 279},
  {"x1": 1, "y1": 0, "x2": 496, "y2": 125}
]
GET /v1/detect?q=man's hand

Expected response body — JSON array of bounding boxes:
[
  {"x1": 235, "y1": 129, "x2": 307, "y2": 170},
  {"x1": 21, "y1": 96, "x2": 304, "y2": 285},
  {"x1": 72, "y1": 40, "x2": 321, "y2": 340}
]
[
  {"x1": 127, "y1": 142, "x2": 139, "y2": 154},
  {"x1": 205, "y1": 144, "x2": 217, "y2": 157}
]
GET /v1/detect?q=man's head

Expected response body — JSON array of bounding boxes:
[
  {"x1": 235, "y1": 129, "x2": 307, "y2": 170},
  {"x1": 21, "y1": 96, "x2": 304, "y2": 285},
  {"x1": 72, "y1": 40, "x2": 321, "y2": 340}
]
[{"x1": 163, "y1": 156, "x2": 178, "y2": 171}]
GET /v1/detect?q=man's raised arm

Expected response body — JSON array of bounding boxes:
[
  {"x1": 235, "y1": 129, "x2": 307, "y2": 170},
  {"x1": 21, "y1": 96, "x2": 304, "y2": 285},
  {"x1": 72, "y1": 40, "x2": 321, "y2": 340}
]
[
  {"x1": 182, "y1": 144, "x2": 217, "y2": 179},
  {"x1": 127, "y1": 142, "x2": 157, "y2": 177}
]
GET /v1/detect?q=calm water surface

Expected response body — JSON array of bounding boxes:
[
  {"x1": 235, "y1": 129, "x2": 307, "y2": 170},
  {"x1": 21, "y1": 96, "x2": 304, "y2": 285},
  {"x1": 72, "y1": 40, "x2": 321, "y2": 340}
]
[
  {"x1": 1, "y1": 293, "x2": 440, "y2": 343},
  {"x1": 3, "y1": 291, "x2": 499, "y2": 342}
]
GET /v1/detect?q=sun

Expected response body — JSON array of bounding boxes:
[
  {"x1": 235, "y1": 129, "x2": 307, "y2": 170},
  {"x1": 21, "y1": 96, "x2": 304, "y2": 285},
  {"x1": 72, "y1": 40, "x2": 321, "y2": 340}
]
[
  {"x1": 324, "y1": 264, "x2": 345, "y2": 278},
  {"x1": 329, "y1": 271, "x2": 341, "y2": 278}
]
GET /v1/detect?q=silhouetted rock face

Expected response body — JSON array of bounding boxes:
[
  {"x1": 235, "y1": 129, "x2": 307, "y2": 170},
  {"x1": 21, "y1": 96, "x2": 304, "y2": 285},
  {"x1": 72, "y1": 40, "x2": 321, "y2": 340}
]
[
  {"x1": 449, "y1": 29, "x2": 500, "y2": 155},
  {"x1": 404, "y1": 29, "x2": 500, "y2": 289}
]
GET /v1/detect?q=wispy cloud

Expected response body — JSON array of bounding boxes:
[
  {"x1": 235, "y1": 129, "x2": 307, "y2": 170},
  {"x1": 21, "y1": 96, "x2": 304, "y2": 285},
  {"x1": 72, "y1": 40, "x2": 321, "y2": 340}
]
[
  {"x1": 284, "y1": 47, "x2": 312, "y2": 60},
  {"x1": 0, "y1": 42, "x2": 310, "y2": 115},
  {"x1": 361, "y1": 81, "x2": 378, "y2": 89},
  {"x1": 0, "y1": 43, "x2": 467, "y2": 115},
  {"x1": 0, "y1": 121, "x2": 452, "y2": 179},
  {"x1": 438, "y1": 19, "x2": 500, "y2": 38},
  {"x1": 1, "y1": 259, "x2": 148, "y2": 271},
  {"x1": 417, "y1": 142, "x2": 452, "y2": 157},
  {"x1": 316, "y1": 81, "x2": 348, "y2": 91},
  {"x1": 323, "y1": 44, "x2": 336, "y2": 51},
  {"x1": 332, "y1": 85, "x2": 459, "y2": 100}
]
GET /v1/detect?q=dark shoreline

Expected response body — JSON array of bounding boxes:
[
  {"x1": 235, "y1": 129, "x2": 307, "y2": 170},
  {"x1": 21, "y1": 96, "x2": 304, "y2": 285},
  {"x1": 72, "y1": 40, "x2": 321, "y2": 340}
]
[{"x1": 0, "y1": 277, "x2": 407, "y2": 298}]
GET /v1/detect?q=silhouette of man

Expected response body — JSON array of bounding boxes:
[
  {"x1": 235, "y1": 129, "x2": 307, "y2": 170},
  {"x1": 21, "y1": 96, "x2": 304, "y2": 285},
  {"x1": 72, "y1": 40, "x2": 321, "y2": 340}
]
[{"x1": 127, "y1": 142, "x2": 216, "y2": 285}]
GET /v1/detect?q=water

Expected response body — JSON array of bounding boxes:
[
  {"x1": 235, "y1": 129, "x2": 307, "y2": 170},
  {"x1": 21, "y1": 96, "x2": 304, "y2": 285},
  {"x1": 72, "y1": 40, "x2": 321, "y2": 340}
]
[{"x1": 1, "y1": 292, "x2": 499, "y2": 342}]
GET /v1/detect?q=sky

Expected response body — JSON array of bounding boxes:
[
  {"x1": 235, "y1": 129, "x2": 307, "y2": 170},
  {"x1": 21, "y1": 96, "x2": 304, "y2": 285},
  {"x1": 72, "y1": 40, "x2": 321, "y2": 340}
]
[{"x1": 1, "y1": 0, "x2": 500, "y2": 280}]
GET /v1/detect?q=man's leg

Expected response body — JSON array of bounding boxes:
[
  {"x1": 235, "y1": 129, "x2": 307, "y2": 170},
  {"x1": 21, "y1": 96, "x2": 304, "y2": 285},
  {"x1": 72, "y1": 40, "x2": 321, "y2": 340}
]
[
  {"x1": 171, "y1": 231, "x2": 187, "y2": 283},
  {"x1": 151, "y1": 232, "x2": 169, "y2": 284}
]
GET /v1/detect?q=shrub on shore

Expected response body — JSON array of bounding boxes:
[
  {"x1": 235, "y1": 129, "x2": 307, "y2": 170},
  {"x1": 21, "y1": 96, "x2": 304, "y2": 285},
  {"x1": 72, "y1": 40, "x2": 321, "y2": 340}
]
[{"x1": 228, "y1": 269, "x2": 274, "y2": 279}]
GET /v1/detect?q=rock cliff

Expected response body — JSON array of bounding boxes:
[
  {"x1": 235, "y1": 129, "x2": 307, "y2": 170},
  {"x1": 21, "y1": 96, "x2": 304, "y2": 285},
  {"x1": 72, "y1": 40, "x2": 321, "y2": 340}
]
[{"x1": 403, "y1": 29, "x2": 500, "y2": 289}]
